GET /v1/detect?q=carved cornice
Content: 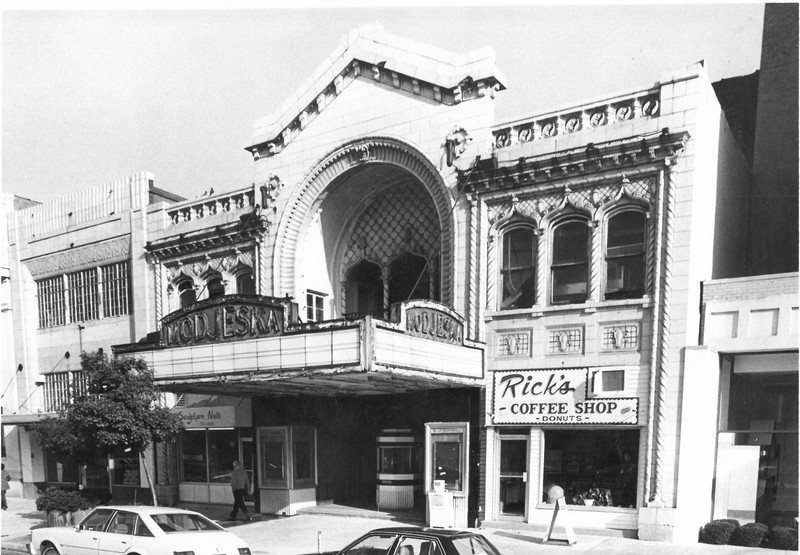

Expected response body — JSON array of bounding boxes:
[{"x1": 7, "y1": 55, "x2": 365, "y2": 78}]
[
  {"x1": 459, "y1": 130, "x2": 689, "y2": 197},
  {"x1": 146, "y1": 217, "x2": 267, "y2": 261},
  {"x1": 25, "y1": 236, "x2": 131, "y2": 277}
]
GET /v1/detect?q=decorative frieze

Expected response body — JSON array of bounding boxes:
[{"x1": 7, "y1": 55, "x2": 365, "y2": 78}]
[
  {"x1": 492, "y1": 90, "x2": 660, "y2": 150},
  {"x1": 496, "y1": 330, "x2": 532, "y2": 357},
  {"x1": 546, "y1": 326, "x2": 584, "y2": 355},
  {"x1": 600, "y1": 323, "x2": 640, "y2": 352},
  {"x1": 25, "y1": 236, "x2": 131, "y2": 277}
]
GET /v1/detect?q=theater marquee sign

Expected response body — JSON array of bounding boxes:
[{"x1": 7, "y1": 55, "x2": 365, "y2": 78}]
[
  {"x1": 160, "y1": 295, "x2": 285, "y2": 347},
  {"x1": 492, "y1": 368, "x2": 638, "y2": 425}
]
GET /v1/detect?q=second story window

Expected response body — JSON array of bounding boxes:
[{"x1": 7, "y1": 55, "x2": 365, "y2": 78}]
[
  {"x1": 551, "y1": 219, "x2": 589, "y2": 305},
  {"x1": 305, "y1": 290, "x2": 326, "y2": 322},
  {"x1": 605, "y1": 211, "x2": 646, "y2": 300},
  {"x1": 36, "y1": 262, "x2": 131, "y2": 328},
  {"x1": 500, "y1": 227, "x2": 537, "y2": 310}
]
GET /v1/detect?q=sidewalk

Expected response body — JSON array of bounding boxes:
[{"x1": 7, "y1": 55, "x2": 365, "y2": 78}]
[{"x1": 1, "y1": 496, "x2": 762, "y2": 555}]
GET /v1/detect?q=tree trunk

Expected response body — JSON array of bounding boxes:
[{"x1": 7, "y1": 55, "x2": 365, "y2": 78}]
[{"x1": 140, "y1": 451, "x2": 158, "y2": 506}]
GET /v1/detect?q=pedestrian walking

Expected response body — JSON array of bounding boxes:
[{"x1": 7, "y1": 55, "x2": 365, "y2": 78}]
[
  {"x1": 229, "y1": 461, "x2": 252, "y2": 522},
  {"x1": 2, "y1": 463, "x2": 11, "y2": 510}
]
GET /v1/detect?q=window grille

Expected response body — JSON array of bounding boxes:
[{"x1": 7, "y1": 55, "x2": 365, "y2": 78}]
[
  {"x1": 43, "y1": 371, "x2": 88, "y2": 412},
  {"x1": 37, "y1": 276, "x2": 66, "y2": 328},
  {"x1": 36, "y1": 261, "x2": 130, "y2": 328}
]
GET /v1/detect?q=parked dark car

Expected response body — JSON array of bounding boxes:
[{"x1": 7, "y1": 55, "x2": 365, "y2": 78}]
[{"x1": 335, "y1": 527, "x2": 503, "y2": 555}]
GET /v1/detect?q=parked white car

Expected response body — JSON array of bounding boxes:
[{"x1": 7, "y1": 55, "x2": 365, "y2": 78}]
[{"x1": 29, "y1": 505, "x2": 252, "y2": 555}]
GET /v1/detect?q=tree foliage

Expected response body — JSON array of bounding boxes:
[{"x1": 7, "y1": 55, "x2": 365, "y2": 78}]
[{"x1": 33, "y1": 351, "x2": 183, "y2": 463}]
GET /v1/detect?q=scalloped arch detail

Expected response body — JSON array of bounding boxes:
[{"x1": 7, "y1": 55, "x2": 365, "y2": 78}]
[{"x1": 275, "y1": 137, "x2": 454, "y2": 305}]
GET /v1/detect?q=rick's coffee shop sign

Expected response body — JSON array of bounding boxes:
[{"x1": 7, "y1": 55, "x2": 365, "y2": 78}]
[{"x1": 492, "y1": 368, "x2": 638, "y2": 425}]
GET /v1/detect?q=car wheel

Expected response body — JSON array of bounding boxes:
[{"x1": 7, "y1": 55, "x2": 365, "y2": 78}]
[{"x1": 41, "y1": 544, "x2": 60, "y2": 555}]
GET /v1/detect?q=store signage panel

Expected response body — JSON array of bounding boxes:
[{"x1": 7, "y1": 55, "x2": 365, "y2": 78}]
[
  {"x1": 174, "y1": 406, "x2": 236, "y2": 428},
  {"x1": 403, "y1": 306, "x2": 464, "y2": 345},
  {"x1": 492, "y1": 369, "x2": 638, "y2": 425},
  {"x1": 161, "y1": 296, "x2": 284, "y2": 347}
]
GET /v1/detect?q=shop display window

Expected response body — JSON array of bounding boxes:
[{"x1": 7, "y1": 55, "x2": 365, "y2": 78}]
[
  {"x1": 543, "y1": 429, "x2": 639, "y2": 508},
  {"x1": 180, "y1": 428, "x2": 238, "y2": 483},
  {"x1": 716, "y1": 356, "x2": 798, "y2": 527},
  {"x1": 112, "y1": 454, "x2": 141, "y2": 486},
  {"x1": 378, "y1": 445, "x2": 417, "y2": 474},
  {"x1": 292, "y1": 427, "x2": 316, "y2": 487}
]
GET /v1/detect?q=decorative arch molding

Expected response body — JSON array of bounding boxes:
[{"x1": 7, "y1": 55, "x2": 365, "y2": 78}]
[{"x1": 275, "y1": 136, "x2": 455, "y2": 306}]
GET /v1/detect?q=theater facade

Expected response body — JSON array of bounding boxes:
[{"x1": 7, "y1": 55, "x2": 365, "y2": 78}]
[{"x1": 4, "y1": 21, "x2": 796, "y2": 544}]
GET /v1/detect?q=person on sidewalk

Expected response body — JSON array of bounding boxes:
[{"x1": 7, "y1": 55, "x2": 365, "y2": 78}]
[
  {"x1": 229, "y1": 461, "x2": 252, "y2": 522},
  {"x1": 2, "y1": 463, "x2": 11, "y2": 510}
]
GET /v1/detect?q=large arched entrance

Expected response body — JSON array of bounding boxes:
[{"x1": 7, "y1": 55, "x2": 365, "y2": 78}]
[{"x1": 275, "y1": 138, "x2": 454, "y2": 321}]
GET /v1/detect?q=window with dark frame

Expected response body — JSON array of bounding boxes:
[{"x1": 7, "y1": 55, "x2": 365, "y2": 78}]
[
  {"x1": 605, "y1": 211, "x2": 646, "y2": 300},
  {"x1": 551, "y1": 219, "x2": 590, "y2": 304},
  {"x1": 501, "y1": 226, "x2": 537, "y2": 310}
]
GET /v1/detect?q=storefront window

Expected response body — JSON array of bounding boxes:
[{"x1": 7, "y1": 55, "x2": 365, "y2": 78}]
[
  {"x1": 180, "y1": 429, "x2": 238, "y2": 484},
  {"x1": 543, "y1": 429, "x2": 639, "y2": 508},
  {"x1": 44, "y1": 452, "x2": 107, "y2": 488},
  {"x1": 716, "y1": 354, "x2": 798, "y2": 527},
  {"x1": 208, "y1": 430, "x2": 237, "y2": 482},
  {"x1": 181, "y1": 430, "x2": 208, "y2": 482},
  {"x1": 112, "y1": 454, "x2": 141, "y2": 486}
]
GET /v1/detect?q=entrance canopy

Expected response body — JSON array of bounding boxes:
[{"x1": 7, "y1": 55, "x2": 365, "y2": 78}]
[{"x1": 117, "y1": 298, "x2": 484, "y2": 396}]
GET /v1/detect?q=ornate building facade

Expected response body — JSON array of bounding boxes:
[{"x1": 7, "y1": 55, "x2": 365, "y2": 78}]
[{"x1": 2, "y1": 18, "x2": 796, "y2": 544}]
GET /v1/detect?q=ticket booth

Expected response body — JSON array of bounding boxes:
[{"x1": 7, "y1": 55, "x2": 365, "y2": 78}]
[
  {"x1": 376, "y1": 429, "x2": 422, "y2": 510},
  {"x1": 425, "y1": 422, "x2": 469, "y2": 527},
  {"x1": 257, "y1": 426, "x2": 317, "y2": 515}
]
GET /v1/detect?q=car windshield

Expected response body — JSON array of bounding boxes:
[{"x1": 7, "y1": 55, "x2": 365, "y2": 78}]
[
  {"x1": 150, "y1": 513, "x2": 223, "y2": 533},
  {"x1": 450, "y1": 536, "x2": 501, "y2": 555}
]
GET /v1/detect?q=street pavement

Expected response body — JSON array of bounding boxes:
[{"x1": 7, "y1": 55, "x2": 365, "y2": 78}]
[{"x1": 1, "y1": 496, "x2": 763, "y2": 555}]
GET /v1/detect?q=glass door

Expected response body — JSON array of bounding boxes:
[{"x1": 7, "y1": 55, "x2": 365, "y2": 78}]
[{"x1": 499, "y1": 436, "x2": 528, "y2": 517}]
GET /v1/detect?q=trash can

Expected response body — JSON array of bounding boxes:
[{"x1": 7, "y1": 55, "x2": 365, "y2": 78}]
[{"x1": 427, "y1": 491, "x2": 454, "y2": 528}]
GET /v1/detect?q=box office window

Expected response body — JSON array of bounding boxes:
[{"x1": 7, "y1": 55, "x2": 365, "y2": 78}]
[
  {"x1": 427, "y1": 422, "x2": 468, "y2": 494},
  {"x1": 259, "y1": 428, "x2": 288, "y2": 488},
  {"x1": 543, "y1": 429, "x2": 639, "y2": 508},
  {"x1": 258, "y1": 426, "x2": 315, "y2": 489},
  {"x1": 180, "y1": 428, "x2": 237, "y2": 483}
]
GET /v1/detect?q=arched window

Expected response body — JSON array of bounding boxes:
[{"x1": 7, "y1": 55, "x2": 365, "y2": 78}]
[
  {"x1": 605, "y1": 210, "x2": 646, "y2": 300},
  {"x1": 236, "y1": 270, "x2": 256, "y2": 295},
  {"x1": 345, "y1": 260, "x2": 383, "y2": 318},
  {"x1": 551, "y1": 219, "x2": 589, "y2": 304},
  {"x1": 389, "y1": 253, "x2": 430, "y2": 305},
  {"x1": 177, "y1": 279, "x2": 196, "y2": 309},
  {"x1": 206, "y1": 273, "x2": 225, "y2": 299},
  {"x1": 500, "y1": 227, "x2": 537, "y2": 310}
]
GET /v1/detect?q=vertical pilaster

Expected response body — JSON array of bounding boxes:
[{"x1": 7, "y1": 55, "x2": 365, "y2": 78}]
[{"x1": 588, "y1": 220, "x2": 602, "y2": 301}]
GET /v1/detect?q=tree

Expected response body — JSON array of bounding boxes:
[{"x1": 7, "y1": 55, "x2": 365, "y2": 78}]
[{"x1": 33, "y1": 351, "x2": 183, "y2": 505}]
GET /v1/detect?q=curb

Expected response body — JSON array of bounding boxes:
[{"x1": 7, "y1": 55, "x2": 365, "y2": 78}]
[{"x1": 1, "y1": 541, "x2": 28, "y2": 555}]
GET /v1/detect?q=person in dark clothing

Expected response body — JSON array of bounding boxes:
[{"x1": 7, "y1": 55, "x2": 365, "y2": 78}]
[{"x1": 229, "y1": 461, "x2": 252, "y2": 522}]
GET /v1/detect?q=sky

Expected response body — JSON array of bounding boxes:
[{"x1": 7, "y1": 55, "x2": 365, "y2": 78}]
[{"x1": 2, "y1": 4, "x2": 766, "y2": 202}]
